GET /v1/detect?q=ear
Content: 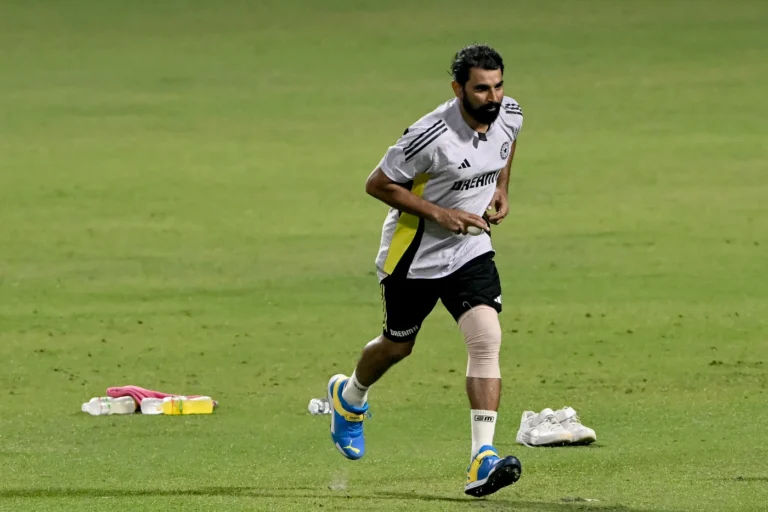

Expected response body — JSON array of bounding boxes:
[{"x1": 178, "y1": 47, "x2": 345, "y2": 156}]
[{"x1": 451, "y1": 81, "x2": 463, "y2": 99}]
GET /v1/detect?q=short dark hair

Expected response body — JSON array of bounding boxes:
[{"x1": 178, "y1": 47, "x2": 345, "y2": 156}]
[{"x1": 451, "y1": 44, "x2": 504, "y2": 86}]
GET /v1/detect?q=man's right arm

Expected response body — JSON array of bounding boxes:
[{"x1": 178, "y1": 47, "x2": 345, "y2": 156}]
[{"x1": 365, "y1": 168, "x2": 487, "y2": 235}]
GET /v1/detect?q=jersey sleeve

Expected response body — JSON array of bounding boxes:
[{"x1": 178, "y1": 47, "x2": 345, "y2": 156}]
[
  {"x1": 377, "y1": 118, "x2": 448, "y2": 183},
  {"x1": 498, "y1": 97, "x2": 523, "y2": 143}
]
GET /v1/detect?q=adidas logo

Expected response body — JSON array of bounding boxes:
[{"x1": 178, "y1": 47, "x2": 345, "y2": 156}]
[{"x1": 458, "y1": 158, "x2": 471, "y2": 170}]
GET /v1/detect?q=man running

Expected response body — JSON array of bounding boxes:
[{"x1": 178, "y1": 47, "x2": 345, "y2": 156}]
[{"x1": 327, "y1": 44, "x2": 523, "y2": 498}]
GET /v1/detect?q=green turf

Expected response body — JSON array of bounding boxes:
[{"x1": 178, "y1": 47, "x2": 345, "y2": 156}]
[{"x1": 1, "y1": 0, "x2": 767, "y2": 510}]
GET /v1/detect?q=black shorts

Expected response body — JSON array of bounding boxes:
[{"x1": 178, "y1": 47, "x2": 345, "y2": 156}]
[{"x1": 380, "y1": 252, "x2": 502, "y2": 342}]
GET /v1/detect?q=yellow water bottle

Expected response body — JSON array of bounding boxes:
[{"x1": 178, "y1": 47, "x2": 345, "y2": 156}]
[{"x1": 161, "y1": 396, "x2": 214, "y2": 415}]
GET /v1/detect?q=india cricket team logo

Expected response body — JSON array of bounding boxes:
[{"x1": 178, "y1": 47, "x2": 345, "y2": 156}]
[{"x1": 500, "y1": 141, "x2": 510, "y2": 160}]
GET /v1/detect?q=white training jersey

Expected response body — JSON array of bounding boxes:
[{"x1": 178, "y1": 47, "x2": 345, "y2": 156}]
[{"x1": 374, "y1": 96, "x2": 523, "y2": 280}]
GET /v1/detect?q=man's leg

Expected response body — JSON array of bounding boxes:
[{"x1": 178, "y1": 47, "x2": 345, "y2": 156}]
[
  {"x1": 441, "y1": 253, "x2": 520, "y2": 497},
  {"x1": 329, "y1": 275, "x2": 438, "y2": 460},
  {"x1": 341, "y1": 335, "x2": 414, "y2": 407},
  {"x1": 459, "y1": 305, "x2": 502, "y2": 458},
  {"x1": 459, "y1": 309, "x2": 520, "y2": 497},
  {"x1": 466, "y1": 377, "x2": 500, "y2": 411}
]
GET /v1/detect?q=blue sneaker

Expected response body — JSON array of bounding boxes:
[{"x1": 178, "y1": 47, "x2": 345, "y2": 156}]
[
  {"x1": 327, "y1": 374, "x2": 368, "y2": 460},
  {"x1": 464, "y1": 445, "x2": 522, "y2": 497}
]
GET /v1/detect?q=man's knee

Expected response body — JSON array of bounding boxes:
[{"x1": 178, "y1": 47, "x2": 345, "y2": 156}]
[{"x1": 458, "y1": 305, "x2": 501, "y2": 379}]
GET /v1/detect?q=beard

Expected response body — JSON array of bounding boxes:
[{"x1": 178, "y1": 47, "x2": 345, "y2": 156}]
[{"x1": 463, "y1": 94, "x2": 501, "y2": 125}]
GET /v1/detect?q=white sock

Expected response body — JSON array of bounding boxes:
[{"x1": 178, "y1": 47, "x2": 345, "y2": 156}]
[
  {"x1": 341, "y1": 371, "x2": 369, "y2": 408},
  {"x1": 471, "y1": 409, "x2": 498, "y2": 459}
]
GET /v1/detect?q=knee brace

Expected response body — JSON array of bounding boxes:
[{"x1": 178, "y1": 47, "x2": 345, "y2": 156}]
[{"x1": 459, "y1": 305, "x2": 502, "y2": 379}]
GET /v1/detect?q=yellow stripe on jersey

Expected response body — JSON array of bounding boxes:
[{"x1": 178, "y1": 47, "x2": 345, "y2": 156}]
[
  {"x1": 380, "y1": 282, "x2": 387, "y2": 330},
  {"x1": 383, "y1": 173, "x2": 431, "y2": 275}
]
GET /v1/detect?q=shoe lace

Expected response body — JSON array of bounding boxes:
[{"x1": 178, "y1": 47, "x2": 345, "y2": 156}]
[
  {"x1": 560, "y1": 412, "x2": 581, "y2": 427},
  {"x1": 541, "y1": 414, "x2": 563, "y2": 432}
]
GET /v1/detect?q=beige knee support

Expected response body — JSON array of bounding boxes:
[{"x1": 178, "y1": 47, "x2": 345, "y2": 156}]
[{"x1": 459, "y1": 305, "x2": 502, "y2": 379}]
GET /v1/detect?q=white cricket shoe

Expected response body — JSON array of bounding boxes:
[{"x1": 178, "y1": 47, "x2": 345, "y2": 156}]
[
  {"x1": 516, "y1": 408, "x2": 573, "y2": 447},
  {"x1": 555, "y1": 406, "x2": 596, "y2": 445}
]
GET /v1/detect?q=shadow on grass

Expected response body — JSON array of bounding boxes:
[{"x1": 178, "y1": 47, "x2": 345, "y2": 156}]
[
  {"x1": 1, "y1": 487, "x2": 263, "y2": 498},
  {"x1": 0, "y1": 487, "x2": 669, "y2": 511},
  {"x1": 376, "y1": 492, "x2": 666, "y2": 511}
]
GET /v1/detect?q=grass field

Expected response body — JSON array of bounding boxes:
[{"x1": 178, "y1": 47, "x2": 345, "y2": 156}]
[{"x1": 1, "y1": 1, "x2": 767, "y2": 510}]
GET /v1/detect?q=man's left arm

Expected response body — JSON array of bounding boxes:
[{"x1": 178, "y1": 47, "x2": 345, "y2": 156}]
[{"x1": 487, "y1": 140, "x2": 517, "y2": 225}]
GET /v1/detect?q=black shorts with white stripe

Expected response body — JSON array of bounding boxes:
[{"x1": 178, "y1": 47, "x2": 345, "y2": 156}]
[{"x1": 380, "y1": 252, "x2": 502, "y2": 342}]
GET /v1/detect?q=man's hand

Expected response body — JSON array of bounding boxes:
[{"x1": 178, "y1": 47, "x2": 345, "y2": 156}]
[
  {"x1": 433, "y1": 208, "x2": 489, "y2": 235},
  {"x1": 486, "y1": 188, "x2": 509, "y2": 225},
  {"x1": 365, "y1": 168, "x2": 494, "y2": 235}
]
